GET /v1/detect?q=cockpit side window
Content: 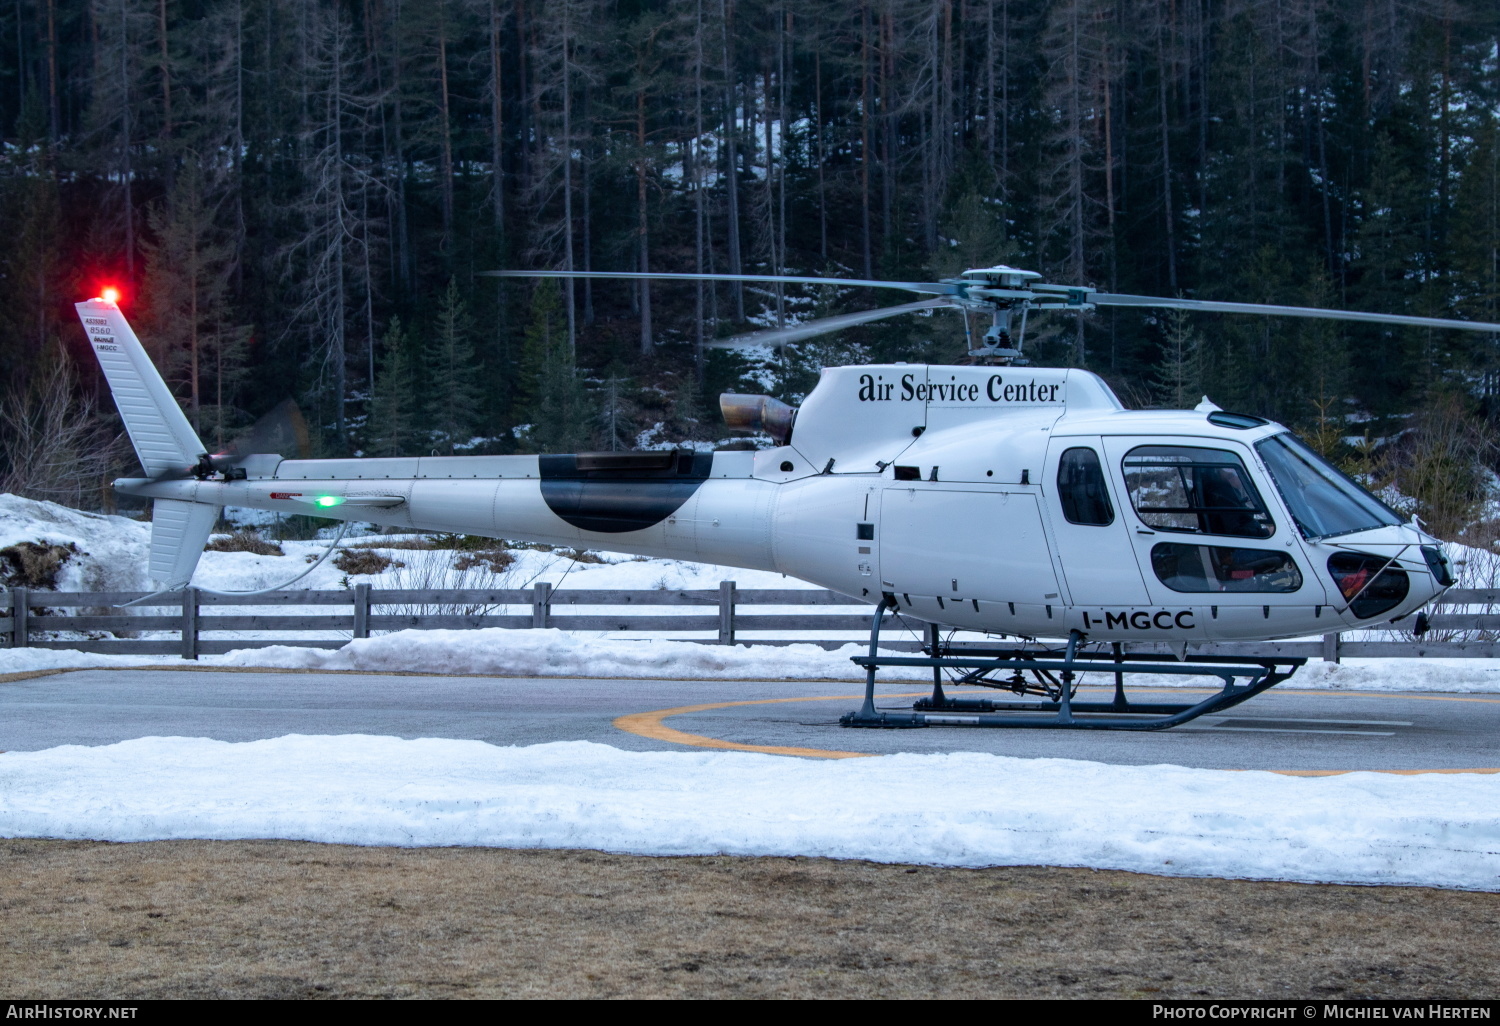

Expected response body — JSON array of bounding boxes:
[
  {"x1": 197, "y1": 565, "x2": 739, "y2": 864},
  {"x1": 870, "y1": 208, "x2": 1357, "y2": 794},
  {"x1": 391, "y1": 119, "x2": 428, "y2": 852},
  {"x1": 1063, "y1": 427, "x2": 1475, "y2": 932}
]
[
  {"x1": 1122, "y1": 445, "x2": 1274, "y2": 539},
  {"x1": 1057, "y1": 447, "x2": 1114, "y2": 526}
]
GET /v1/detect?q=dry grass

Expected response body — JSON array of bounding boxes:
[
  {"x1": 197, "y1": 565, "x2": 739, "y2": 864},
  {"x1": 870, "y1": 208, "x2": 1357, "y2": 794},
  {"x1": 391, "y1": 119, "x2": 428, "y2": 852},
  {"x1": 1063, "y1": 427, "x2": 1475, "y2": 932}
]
[
  {"x1": 0, "y1": 541, "x2": 79, "y2": 589},
  {"x1": 205, "y1": 531, "x2": 285, "y2": 557},
  {"x1": 1, "y1": 840, "x2": 1496, "y2": 1000},
  {"x1": 331, "y1": 549, "x2": 404, "y2": 575},
  {"x1": 453, "y1": 549, "x2": 516, "y2": 573}
]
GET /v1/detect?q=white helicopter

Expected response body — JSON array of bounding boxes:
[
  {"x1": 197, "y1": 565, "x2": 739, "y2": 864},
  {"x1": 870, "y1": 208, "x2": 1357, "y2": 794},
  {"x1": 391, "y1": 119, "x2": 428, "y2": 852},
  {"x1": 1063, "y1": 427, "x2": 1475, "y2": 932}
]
[{"x1": 75, "y1": 268, "x2": 1496, "y2": 729}]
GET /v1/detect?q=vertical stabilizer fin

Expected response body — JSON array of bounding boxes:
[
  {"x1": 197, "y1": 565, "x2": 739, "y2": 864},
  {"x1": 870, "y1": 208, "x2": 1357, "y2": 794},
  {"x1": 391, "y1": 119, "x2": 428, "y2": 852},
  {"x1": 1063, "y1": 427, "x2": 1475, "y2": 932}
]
[
  {"x1": 150, "y1": 499, "x2": 218, "y2": 590},
  {"x1": 75, "y1": 296, "x2": 216, "y2": 590},
  {"x1": 74, "y1": 297, "x2": 205, "y2": 477}
]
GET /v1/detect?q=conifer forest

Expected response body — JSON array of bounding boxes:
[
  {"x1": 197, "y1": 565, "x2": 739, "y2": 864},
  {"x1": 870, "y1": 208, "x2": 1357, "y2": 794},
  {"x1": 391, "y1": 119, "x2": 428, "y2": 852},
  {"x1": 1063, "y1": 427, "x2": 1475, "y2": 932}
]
[{"x1": 1, "y1": 0, "x2": 1498, "y2": 526}]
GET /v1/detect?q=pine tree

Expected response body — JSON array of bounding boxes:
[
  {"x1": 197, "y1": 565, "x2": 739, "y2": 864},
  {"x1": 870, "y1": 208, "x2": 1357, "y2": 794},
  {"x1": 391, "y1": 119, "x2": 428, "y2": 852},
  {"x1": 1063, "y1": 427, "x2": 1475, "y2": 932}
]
[
  {"x1": 516, "y1": 279, "x2": 592, "y2": 453},
  {"x1": 424, "y1": 279, "x2": 483, "y2": 454},
  {"x1": 1150, "y1": 310, "x2": 1203, "y2": 411},
  {"x1": 596, "y1": 364, "x2": 635, "y2": 452},
  {"x1": 366, "y1": 317, "x2": 419, "y2": 457}
]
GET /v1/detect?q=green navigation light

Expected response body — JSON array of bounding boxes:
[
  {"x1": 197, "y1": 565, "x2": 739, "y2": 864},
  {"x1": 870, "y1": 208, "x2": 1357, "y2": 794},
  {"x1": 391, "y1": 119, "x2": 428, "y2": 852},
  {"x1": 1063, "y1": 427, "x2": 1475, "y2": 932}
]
[{"x1": 314, "y1": 496, "x2": 344, "y2": 508}]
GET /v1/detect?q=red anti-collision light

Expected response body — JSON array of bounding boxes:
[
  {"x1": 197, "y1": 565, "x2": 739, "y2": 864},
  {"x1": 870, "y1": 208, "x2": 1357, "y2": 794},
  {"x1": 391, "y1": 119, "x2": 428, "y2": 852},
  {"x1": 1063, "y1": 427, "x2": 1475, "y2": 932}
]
[{"x1": 100, "y1": 287, "x2": 121, "y2": 304}]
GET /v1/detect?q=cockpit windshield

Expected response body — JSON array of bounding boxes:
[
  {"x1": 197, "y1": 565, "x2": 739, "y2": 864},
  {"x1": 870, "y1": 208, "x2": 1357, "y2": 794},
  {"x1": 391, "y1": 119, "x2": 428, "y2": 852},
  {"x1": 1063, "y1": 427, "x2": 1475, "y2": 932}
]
[{"x1": 1254, "y1": 433, "x2": 1402, "y2": 540}]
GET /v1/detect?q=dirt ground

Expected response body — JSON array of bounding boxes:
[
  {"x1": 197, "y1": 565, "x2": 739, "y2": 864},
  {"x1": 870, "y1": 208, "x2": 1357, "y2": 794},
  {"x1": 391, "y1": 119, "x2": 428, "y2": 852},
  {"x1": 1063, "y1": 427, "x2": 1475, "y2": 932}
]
[{"x1": 1, "y1": 839, "x2": 1496, "y2": 1000}]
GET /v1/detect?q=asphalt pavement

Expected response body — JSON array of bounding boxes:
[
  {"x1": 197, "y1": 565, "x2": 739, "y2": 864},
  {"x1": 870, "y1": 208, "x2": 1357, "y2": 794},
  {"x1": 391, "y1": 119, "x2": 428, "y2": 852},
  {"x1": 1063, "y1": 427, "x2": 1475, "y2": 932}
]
[{"x1": 1, "y1": 667, "x2": 1496, "y2": 771}]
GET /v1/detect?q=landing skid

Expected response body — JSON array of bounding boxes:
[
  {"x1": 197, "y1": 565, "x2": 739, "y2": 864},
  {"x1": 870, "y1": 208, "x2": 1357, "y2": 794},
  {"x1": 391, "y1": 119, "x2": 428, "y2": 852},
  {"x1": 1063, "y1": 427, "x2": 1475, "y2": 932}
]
[{"x1": 839, "y1": 600, "x2": 1304, "y2": 731}]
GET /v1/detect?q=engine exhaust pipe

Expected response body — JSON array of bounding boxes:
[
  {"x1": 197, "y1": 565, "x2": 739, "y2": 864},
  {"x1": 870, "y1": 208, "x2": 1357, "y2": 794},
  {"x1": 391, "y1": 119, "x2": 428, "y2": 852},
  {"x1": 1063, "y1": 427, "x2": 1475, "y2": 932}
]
[{"x1": 719, "y1": 393, "x2": 797, "y2": 445}]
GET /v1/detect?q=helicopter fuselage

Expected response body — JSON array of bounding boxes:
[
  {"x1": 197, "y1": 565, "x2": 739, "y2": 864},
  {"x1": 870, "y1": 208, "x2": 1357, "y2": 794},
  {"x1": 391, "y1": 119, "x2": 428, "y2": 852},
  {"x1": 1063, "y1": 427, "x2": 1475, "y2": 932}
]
[{"x1": 117, "y1": 363, "x2": 1448, "y2": 643}]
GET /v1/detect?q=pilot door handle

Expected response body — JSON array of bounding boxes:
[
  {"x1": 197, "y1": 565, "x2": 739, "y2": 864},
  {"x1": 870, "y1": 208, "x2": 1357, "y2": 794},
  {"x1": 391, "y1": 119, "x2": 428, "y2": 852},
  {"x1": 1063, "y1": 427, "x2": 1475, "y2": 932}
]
[{"x1": 1135, "y1": 528, "x2": 1157, "y2": 535}]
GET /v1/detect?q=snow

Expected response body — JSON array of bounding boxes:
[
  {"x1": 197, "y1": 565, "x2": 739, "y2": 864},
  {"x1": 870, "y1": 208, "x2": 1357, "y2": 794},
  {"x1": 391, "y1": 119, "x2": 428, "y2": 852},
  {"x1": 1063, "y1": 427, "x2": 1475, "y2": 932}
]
[
  {"x1": 0, "y1": 631, "x2": 922, "y2": 679},
  {"x1": 9, "y1": 627, "x2": 1500, "y2": 693},
  {"x1": 0, "y1": 735, "x2": 1495, "y2": 889},
  {"x1": 0, "y1": 494, "x2": 151, "y2": 593}
]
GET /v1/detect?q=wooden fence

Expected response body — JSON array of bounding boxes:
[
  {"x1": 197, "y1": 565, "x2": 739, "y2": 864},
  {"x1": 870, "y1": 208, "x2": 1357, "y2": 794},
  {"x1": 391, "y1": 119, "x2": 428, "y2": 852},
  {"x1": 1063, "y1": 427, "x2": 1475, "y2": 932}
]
[{"x1": 4, "y1": 584, "x2": 1500, "y2": 661}]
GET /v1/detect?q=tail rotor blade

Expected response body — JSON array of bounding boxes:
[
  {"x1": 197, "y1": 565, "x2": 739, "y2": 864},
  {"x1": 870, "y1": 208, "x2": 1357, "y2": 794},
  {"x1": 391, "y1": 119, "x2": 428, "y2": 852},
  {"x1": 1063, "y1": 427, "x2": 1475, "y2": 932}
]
[
  {"x1": 227, "y1": 398, "x2": 311, "y2": 461},
  {"x1": 704, "y1": 298, "x2": 955, "y2": 350},
  {"x1": 144, "y1": 398, "x2": 311, "y2": 485}
]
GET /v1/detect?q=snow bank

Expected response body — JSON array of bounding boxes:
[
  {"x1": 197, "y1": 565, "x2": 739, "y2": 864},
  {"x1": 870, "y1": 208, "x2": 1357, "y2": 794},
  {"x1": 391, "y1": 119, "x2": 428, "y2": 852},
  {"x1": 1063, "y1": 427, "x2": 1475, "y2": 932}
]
[
  {"x1": 9, "y1": 626, "x2": 1500, "y2": 691},
  {"x1": 218, "y1": 635, "x2": 1500, "y2": 690},
  {"x1": 0, "y1": 735, "x2": 1495, "y2": 889},
  {"x1": 0, "y1": 494, "x2": 151, "y2": 593},
  {"x1": 213, "y1": 629, "x2": 927, "y2": 679},
  {"x1": 0, "y1": 631, "x2": 925, "y2": 680},
  {"x1": 1290, "y1": 659, "x2": 1500, "y2": 692},
  {"x1": 11, "y1": 627, "x2": 1500, "y2": 693}
]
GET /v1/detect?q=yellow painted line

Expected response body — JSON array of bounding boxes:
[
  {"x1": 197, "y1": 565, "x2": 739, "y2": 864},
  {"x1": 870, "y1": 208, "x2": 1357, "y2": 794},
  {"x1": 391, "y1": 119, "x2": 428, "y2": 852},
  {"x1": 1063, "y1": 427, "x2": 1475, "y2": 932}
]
[
  {"x1": 615, "y1": 691, "x2": 1500, "y2": 775},
  {"x1": 614, "y1": 694, "x2": 921, "y2": 760},
  {"x1": 1271, "y1": 767, "x2": 1500, "y2": 776}
]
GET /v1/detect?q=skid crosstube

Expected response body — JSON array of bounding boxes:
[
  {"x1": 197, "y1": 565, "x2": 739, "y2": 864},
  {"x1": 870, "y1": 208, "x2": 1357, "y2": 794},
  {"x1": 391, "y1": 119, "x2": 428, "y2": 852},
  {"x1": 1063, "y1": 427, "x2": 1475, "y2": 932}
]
[{"x1": 838, "y1": 601, "x2": 1305, "y2": 731}]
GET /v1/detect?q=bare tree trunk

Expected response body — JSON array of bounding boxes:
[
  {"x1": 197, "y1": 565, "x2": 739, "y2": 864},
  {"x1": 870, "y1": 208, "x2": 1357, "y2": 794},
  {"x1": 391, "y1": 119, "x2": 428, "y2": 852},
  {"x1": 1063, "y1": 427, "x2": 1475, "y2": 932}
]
[
  {"x1": 880, "y1": 8, "x2": 893, "y2": 247},
  {"x1": 985, "y1": 0, "x2": 996, "y2": 173},
  {"x1": 582, "y1": 86, "x2": 594, "y2": 325},
  {"x1": 815, "y1": 50, "x2": 826, "y2": 262},
  {"x1": 694, "y1": 0, "x2": 706, "y2": 372},
  {"x1": 189, "y1": 227, "x2": 199, "y2": 428},
  {"x1": 489, "y1": 0, "x2": 504, "y2": 234},
  {"x1": 720, "y1": 0, "x2": 743, "y2": 320},
  {"x1": 362, "y1": 160, "x2": 375, "y2": 399},
  {"x1": 764, "y1": 64, "x2": 783, "y2": 329},
  {"x1": 332, "y1": 31, "x2": 348, "y2": 440},
  {"x1": 940, "y1": 0, "x2": 952, "y2": 199},
  {"x1": 390, "y1": 0, "x2": 411, "y2": 290},
  {"x1": 1306, "y1": 2, "x2": 1336, "y2": 284},
  {"x1": 860, "y1": 0, "x2": 872, "y2": 278},
  {"x1": 45, "y1": 0, "x2": 58, "y2": 139},
  {"x1": 232, "y1": 0, "x2": 245, "y2": 297},
  {"x1": 636, "y1": 73, "x2": 651, "y2": 356},
  {"x1": 777, "y1": 5, "x2": 788, "y2": 293},
  {"x1": 1157, "y1": 15, "x2": 1177, "y2": 292},
  {"x1": 119, "y1": 0, "x2": 135, "y2": 281},
  {"x1": 437, "y1": 0, "x2": 454, "y2": 250},
  {"x1": 516, "y1": 0, "x2": 531, "y2": 192},
  {"x1": 1001, "y1": 0, "x2": 1011, "y2": 194},
  {"x1": 561, "y1": 0, "x2": 575, "y2": 362},
  {"x1": 1103, "y1": 43, "x2": 1116, "y2": 369},
  {"x1": 156, "y1": 0, "x2": 170, "y2": 136}
]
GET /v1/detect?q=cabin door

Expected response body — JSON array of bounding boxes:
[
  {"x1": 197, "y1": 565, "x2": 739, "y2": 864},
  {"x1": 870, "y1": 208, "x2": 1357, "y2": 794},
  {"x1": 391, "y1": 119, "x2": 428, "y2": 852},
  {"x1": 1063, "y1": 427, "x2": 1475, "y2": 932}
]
[
  {"x1": 1041, "y1": 439, "x2": 1150, "y2": 606},
  {"x1": 880, "y1": 486, "x2": 1061, "y2": 604}
]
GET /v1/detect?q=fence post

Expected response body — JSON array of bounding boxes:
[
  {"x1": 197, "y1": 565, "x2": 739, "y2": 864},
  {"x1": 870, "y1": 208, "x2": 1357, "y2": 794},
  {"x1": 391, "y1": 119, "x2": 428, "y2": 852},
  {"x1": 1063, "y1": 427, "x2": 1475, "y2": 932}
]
[
  {"x1": 180, "y1": 587, "x2": 199, "y2": 660},
  {"x1": 1321, "y1": 632, "x2": 1340, "y2": 664},
  {"x1": 718, "y1": 580, "x2": 736, "y2": 645},
  {"x1": 9, "y1": 587, "x2": 28, "y2": 649},
  {"x1": 532, "y1": 582, "x2": 552, "y2": 629},
  {"x1": 353, "y1": 582, "x2": 371, "y2": 639}
]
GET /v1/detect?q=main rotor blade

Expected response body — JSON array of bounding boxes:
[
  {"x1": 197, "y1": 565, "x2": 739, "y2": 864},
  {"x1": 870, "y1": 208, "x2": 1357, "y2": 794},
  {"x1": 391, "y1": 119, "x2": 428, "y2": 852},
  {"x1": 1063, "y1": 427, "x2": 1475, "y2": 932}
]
[
  {"x1": 704, "y1": 298, "x2": 954, "y2": 349},
  {"x1": 1090, "y1": 293, "x2": 1500, "y2": 333},
  {"x1": 481, "y1": 269, "x2": 961, "y2": 296}
]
